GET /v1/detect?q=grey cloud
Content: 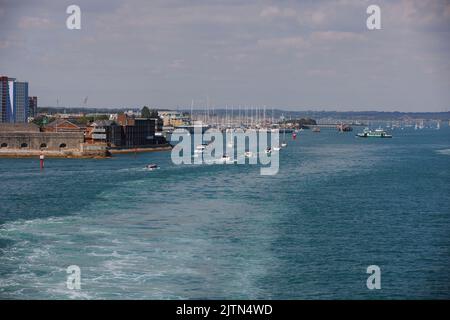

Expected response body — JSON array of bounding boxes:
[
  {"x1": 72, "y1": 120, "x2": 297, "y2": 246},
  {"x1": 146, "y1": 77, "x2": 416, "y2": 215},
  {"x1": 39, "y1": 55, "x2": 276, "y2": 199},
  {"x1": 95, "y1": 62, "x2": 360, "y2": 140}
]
[{"x1": 0, "y1": 0, "x2": 449, "y2": 111}]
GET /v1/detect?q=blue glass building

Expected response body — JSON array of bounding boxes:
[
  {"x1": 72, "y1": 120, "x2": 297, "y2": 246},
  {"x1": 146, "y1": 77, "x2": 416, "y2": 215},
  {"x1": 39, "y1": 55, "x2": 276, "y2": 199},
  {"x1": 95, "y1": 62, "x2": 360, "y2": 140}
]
[{"x1": 0, "y1": 76, "x2": 29, "y2": 123}]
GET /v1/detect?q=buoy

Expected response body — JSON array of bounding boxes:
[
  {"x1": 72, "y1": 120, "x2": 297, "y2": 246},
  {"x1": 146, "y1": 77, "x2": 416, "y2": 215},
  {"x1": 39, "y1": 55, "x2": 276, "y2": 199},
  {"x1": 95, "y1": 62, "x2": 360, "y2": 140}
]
[{"x1": 40, "y1": 154, "x2": 45, "y2": 170}]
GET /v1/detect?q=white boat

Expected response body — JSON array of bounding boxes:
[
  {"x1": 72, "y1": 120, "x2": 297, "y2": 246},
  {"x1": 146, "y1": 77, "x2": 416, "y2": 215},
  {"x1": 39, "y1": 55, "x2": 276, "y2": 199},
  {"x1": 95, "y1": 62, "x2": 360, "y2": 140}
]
[
  {"x1": 281, "y1": 127, "x2": 287, "y2": 147},
  {"x1": 145, "y1": 164, "x2": 159, "y2": 171},
  {"x1": 194, "y1": 143, "x2": 208, "y2": 153},
  {"x1": 273, "y1": 146, "x2": 281, "y2": 151},
  {"x1": 244, "y1": 151, "x2": 253, "y2": 158},
  {"x1": 265, "y1": 147, "x2": 272, "y2": 154},
  {"x1": 357, "y1": 128, "x2": 392, "y2": 138},
  {"x1": 216, "y1": 154, "x2": 232, "y2": 163}
]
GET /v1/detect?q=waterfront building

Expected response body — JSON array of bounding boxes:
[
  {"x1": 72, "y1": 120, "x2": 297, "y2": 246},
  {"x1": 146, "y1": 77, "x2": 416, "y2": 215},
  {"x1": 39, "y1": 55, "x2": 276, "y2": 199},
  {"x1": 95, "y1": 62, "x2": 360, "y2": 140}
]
[
  {"x1": 158, "y1": 111, "x2": 191, "y2": 127},
  {"x1": 116, "y1": 113, "x2": 135, "y2": 126},
  {"x1": 28, "y1": 96, "x2": 38, "y2": 118},
  {"x1": 87, "y1": 120, "x2": 122, "y2": 147},
  {"x1": 43, "y1": 119, "x2": 87, "y2": 133},
  {"x1": 115, "y1": 114, "x2": 165, "y2": 147},
  {"x1": 0, "y1": 123, "x2": 82, "y2": 151},
  {"x1": 122, "y1": 118, "x2": 158, "y2": 147}
]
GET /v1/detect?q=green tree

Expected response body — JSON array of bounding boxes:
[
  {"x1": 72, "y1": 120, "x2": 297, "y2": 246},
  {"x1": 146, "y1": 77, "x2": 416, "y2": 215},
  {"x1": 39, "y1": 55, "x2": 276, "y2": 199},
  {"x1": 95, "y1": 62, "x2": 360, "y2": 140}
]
[
  {"x1": 141, "y1": 106, "x2": 151, "y2": 118},
  {"x1": 141, "y1": 106, "x2": 159, "y2": 119}
]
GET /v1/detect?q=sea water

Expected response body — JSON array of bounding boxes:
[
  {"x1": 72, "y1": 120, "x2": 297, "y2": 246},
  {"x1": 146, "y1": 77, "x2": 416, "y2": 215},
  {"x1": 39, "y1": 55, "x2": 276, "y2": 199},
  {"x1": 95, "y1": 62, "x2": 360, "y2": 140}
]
[{"x1": 0, "y1": 126, "x2": 449, "y2": 299}]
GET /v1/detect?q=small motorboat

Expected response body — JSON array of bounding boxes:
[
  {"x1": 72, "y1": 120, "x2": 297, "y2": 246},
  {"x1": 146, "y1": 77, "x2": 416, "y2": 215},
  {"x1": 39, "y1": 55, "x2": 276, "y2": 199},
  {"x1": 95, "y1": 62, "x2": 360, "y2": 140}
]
[
  {"x1": 265, "y1": 147, "x2": 272, "y2": 154},
  {"x1": 194, "y1": 144, "x2": 208, "y2": 153},
  {"x1": 273, "y1": 146, "x2": 281, "y2": 151},
  {"x1": 244, "y1": 151, "x2": 253, "y2": 158},
  {"x1": 281, "y1": 142, "x2": 287, "y2": 148},
  {"x1": 146, "y1": 164, "x2": 160, "y2": 171},
  {"x1": 216, "y1": 154, "x2": 232, "y2": 163}
]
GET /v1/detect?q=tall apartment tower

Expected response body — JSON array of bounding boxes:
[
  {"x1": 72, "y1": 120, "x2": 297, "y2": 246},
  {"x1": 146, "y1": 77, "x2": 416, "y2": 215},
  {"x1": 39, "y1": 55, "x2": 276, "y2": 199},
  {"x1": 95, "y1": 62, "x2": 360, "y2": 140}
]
[
  {"x1": 0, "y1": 76, "x2": 29, "y2": 123},
  {"x1": 0, "y1": 76, "x2": 11, "y2": 123},
  {"x1": 28, "y1": 96, "x2": 38, "y2": 118},
  {"x1": 13, "y1": 81, "x2": 29, "y2": 123}
]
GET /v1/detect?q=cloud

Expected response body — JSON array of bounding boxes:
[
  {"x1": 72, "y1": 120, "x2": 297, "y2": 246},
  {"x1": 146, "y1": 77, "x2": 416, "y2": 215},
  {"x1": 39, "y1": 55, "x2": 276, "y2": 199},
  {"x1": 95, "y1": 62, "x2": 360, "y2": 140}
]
[
  {"x1": 311, "y1": 31, "x2": 366, "y2": 42},
  {"x1": 258, "y1": 36, "x2": 308, "y2": 49},
  {"x1": 307, "y1": 68, "x2": 337, "y2": 77},
  {"x1": 18, "y1": 16, "x2": 52, "y2": 29},
  {"x1": 1, "y1": 0, "x2": 449, "y2": 111},
  {"x1": 384, "y1": 0, "x2": 450, "y2": 30},
  {"x1": 260, "y1": 6, "x2": 297, "y2": 19},
  {"x1": 168, "y1": 59, "x2": 186, "y2": 69},
  {"x1": 0, "y1": 40, "x2": 10, "y2": 49}
]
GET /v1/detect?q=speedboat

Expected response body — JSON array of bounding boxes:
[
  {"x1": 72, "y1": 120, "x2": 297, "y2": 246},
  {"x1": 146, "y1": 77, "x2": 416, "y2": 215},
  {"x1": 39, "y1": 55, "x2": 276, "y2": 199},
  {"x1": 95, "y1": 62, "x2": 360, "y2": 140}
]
[
  {"x1": 244, "y1": 151, "x2": 253, "y2": 158},
  {"x1": 265, "y1": 147, "x2": 272, "y2": 154},
  {"x1": 146, "y1": 164, "x2": 159, "y2": 171},
  {"x1": 194, "y1": 144, "x2": 208, "y2": 153},
  {"x1": 273, "y1": 146, "x2": 281, "y2": 151},
  {"x1": 216, "y1": 154, "x2": 232, "y2": 163},
  {"x1": 281, "y1": 142, "x2": 287, "y2": 147}
]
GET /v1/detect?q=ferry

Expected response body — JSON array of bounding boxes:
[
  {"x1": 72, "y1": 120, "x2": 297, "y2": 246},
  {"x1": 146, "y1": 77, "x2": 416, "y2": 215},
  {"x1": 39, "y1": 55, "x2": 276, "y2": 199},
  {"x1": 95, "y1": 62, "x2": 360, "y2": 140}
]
[{"x1": 357, "y1": 128, "x2": 392, "y2": 138}]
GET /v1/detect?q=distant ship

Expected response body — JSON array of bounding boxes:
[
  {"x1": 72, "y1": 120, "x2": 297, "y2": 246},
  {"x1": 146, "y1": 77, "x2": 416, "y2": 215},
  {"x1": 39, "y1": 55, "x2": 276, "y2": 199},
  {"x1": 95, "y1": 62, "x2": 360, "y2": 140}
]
[
  {"x1": 357, "y1": 128, "x2": 392, "y2": 138},
  {"x1": 312, "y1": 127, "x2": 321, "y2": 133}
]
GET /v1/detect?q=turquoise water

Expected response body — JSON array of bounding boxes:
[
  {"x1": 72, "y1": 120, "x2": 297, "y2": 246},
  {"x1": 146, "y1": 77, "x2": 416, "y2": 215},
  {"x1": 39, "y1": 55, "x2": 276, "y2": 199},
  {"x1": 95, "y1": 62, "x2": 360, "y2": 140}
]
[{"x1": 1, "y1": 126, "x2": 449, "y2": 299}]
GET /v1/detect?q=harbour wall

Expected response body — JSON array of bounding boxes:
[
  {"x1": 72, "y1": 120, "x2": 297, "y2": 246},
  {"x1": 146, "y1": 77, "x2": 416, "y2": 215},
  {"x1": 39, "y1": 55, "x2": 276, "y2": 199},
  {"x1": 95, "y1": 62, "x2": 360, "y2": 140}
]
[{"x1": 0, "y1": 132, "x2": 109, "y2": 158}]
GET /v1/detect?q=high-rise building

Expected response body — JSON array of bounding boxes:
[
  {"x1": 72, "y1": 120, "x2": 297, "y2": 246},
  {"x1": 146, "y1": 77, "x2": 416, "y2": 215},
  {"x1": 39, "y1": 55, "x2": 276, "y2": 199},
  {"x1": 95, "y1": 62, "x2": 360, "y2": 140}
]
[
  {"x1": 28, "y1": 96, "x2": 38, "y2": 118},
  {"x1": 0, "y1": 76, "x2": 29, "y2": 123},
  {"x1": 13, "y1": 81, "x2": 28, "y2": 123},
  {"x1": 0, "y1": 76, "x2": 11, "y2": 123}
]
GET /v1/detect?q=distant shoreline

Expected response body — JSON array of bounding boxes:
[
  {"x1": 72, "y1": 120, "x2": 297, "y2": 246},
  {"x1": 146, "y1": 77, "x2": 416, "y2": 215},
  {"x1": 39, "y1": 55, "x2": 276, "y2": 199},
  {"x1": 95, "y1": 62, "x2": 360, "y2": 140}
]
[{"x1": 37, "y1": 107, "x2": 450, "y2": 121}]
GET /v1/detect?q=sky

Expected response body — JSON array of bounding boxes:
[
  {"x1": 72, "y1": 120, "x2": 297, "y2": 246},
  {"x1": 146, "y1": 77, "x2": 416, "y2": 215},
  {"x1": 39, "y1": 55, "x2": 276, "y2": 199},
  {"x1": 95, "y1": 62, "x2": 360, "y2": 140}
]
[{"x1": 1, "y1": 0, "x2": 450, "y2": 112}]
